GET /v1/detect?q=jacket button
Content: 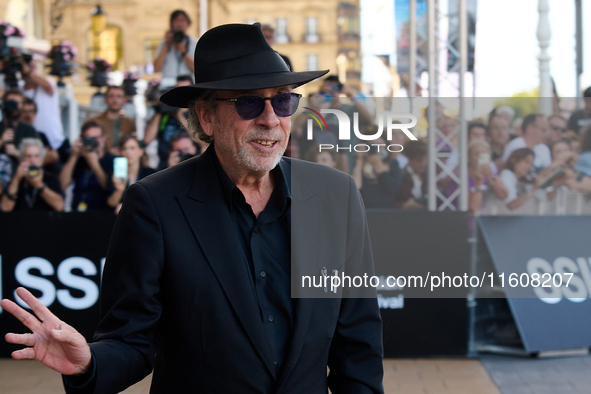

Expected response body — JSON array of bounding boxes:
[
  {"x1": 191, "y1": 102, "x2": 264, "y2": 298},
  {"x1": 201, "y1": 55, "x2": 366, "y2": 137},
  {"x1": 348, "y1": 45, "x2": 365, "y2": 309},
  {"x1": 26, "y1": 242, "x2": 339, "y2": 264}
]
[
  {"x1": 267, "y1": 315, "x2": 274, "y2": 322},
  {"x1": 260, "y1": 271, "x2": 267, "y2": 278}
]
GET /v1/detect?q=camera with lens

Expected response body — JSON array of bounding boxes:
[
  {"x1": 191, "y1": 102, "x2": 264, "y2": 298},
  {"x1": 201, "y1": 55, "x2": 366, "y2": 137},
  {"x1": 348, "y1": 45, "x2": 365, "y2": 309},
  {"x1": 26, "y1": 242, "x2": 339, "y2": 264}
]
[
  {"x1": 82, "y1": 136, "x2": 98, "y2": 152},
  {"x1": 177, "y1": 151, "x2": 194, "y2": 162},
  {"x1": 28, "y1": 165, "x2": 40, "y2": 178},
  {"x1": 0, "y1": 38, "x2": 31, "y2": 88},
  {"x1": 172, "y1": 29, "x2": 186, "y2": 43},
  {"x1": 1, "y1": 99, "x2": 21, "y2": 128}
]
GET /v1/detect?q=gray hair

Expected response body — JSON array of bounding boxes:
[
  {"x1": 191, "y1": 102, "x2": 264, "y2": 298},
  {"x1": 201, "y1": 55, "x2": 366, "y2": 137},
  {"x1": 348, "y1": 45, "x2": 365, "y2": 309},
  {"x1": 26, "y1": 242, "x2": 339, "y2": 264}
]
[
  {"x1": 19, "y1": 138, "x2": 46, "y2": 159},
  {"x1": 186, "y1": 89, "x2": 219, "y2": 144}
]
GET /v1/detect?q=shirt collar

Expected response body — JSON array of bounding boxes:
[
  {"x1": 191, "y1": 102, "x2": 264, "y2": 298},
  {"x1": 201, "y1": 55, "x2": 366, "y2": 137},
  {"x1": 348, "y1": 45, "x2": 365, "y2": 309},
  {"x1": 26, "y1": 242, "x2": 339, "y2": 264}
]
[{"x1": 212, "y1": 147, "x2": 291, "y2": 215}]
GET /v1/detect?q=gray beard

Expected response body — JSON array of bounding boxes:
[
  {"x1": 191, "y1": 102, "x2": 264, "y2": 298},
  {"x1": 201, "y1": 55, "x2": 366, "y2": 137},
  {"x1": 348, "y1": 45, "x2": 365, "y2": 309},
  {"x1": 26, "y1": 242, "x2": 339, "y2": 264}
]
[{"x1": 236, "y1": 142, "x2": 285, "y2": 173}]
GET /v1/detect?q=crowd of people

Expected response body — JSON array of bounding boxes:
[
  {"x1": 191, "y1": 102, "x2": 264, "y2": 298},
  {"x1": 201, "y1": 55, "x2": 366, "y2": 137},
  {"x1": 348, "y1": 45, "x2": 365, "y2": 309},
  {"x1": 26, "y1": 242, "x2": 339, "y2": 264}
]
[
  {"x1": 1, "y1": 16, "x2": 591, "y2": 214},
  {"x1": 289, "y1": 82, "x2": 591, "y2": 213}
]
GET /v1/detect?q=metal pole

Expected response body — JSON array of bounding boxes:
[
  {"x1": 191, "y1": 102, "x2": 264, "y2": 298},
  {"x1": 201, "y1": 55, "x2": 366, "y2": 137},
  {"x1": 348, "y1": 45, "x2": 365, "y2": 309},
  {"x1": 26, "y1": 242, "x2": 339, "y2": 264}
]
[
  {"x1": 458, "y1": 0, "x2": 467, "y2": 211},
  {"x1": 427, "y1": 0, "x2": 437, "y2": 211},
  {"x1": 537, "y1": 0, "x2": 552, "y2": 116},
  {"x1": 199, "y1": 0, "x2": 208, "y2": 36},
  {"x1": 409, "y1": 0, "x2": 417, "y2": 101},
  {"x1": 576, "y1": 0, "x2": 583, "y2": 110}
]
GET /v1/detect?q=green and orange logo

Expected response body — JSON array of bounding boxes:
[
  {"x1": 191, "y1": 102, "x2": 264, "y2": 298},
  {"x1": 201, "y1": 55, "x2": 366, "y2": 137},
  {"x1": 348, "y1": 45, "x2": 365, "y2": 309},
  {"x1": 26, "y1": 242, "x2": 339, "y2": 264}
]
[{"x1": 303, "y1": 107, "x2": 328, "y2": 131}]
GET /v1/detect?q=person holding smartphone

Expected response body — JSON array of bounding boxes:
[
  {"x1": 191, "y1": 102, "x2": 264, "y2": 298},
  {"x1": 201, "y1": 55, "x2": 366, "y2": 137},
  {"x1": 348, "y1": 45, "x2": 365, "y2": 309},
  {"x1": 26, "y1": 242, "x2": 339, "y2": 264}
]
[
  {"x1": 500, "y1": 148, "x2": 538, "y2": 211},
  {"x1": 108, "y1": 134, "x2": 156, "y2": 213},
  {"x1": 465, "y1": 140, "x2": 508, "y2": 212}
]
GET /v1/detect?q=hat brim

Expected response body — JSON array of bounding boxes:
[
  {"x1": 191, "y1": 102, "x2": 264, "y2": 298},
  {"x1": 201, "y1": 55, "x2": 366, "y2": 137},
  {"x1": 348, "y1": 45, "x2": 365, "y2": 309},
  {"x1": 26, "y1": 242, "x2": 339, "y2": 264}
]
[{"x1": 159, "y1": 69, "x2": 329, "y2": 108}]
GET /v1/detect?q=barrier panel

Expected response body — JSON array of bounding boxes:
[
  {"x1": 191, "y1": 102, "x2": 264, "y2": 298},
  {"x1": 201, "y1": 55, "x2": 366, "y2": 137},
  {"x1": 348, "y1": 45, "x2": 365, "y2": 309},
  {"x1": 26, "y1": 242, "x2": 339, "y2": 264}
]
[
  {"x1": 474, "y1": 216, "x2": 591, "y2": 354},
  {"x1": 367, "y1": 210, "x2": 471, "y2": 357},
  {"x1": 12, "y1": 212, "x2": 589, "y2": 358},
  {"x1": 0, "y1": 212, "x2": 116, "y2": 357}
]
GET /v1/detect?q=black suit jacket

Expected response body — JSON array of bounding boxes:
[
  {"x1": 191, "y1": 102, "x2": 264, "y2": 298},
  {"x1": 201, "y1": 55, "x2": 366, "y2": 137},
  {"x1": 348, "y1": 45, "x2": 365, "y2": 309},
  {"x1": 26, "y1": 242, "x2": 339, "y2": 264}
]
[{"x1": 73, "y1": 146, "x2": 384, "y2": 393}]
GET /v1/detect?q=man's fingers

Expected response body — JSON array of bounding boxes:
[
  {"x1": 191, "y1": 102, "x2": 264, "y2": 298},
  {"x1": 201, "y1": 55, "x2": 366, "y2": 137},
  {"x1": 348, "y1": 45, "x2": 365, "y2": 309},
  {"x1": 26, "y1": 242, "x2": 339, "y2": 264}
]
[
  {"x1": 5, "y1": 332, "x2": 36, "y2": 347},
  {"x1": 15, "y1": 287, "x2": 55, "y2": 323},
  {"x1": 0, "y1": 298, "x2": 41, "y2": 332},
  {"x1": 12, "y1": 347, "x2": 36, "y2": 360},
  {"x1": 51, "y1": 328, "x2": 80, "y2": 346}
]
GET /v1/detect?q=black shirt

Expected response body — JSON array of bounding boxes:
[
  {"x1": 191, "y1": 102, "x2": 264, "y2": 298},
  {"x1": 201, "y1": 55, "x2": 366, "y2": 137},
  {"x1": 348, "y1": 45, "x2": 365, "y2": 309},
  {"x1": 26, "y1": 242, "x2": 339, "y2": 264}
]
[
  {"x1": 214, "y1": 152, "x2": 293, "y2": 371},
  {"x1": 71, "y1": 153, "x2": 115, "y2": 211},
  {"x1": 14, "y1": 172, "x2": 63, "y2": 211}
]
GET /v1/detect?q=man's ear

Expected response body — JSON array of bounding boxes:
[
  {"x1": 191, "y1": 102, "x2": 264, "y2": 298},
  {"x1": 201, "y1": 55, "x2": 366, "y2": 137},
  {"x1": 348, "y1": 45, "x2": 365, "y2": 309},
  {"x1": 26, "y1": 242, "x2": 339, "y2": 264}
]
[{"x1": 194, "y1": 102, "x2": 215, "y2": 138}]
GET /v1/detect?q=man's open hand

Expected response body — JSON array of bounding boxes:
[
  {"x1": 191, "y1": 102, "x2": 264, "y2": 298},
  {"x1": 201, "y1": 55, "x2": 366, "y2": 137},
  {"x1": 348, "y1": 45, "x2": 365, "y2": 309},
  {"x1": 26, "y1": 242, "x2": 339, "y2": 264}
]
[{"x1": 1, "y1": 287, "x2": 92, "y2": 376}]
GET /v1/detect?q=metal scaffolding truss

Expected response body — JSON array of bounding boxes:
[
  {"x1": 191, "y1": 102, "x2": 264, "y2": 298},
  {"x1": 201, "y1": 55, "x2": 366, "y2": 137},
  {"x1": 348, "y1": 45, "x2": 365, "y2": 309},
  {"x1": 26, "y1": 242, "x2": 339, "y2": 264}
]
[{"x1": 410, "y1": 0, "x2": 469, "y2": 211}]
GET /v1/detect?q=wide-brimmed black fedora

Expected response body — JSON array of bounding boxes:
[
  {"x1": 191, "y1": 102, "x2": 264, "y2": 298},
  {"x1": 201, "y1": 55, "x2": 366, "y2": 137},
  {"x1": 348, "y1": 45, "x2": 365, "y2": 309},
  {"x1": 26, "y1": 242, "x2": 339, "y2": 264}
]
[{"x1": 160, "y1": 22, "x2": 329, "y2": 108}]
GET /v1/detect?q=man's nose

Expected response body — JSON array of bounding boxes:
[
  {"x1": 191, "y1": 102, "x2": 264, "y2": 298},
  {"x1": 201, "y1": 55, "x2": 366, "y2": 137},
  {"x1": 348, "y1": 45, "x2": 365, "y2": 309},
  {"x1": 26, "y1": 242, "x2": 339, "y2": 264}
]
[{"x1": 255, "y1": 100, "x2": 280, "y2": 129}]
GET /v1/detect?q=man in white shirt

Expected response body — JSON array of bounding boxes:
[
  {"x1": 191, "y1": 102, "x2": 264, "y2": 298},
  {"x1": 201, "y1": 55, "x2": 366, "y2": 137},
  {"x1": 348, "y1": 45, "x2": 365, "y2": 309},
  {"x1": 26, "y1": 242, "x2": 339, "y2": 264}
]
[
  {"x1": 153, "y1": 10, "x2": 198, "y2": 89},
  {"x1": 502, "y1": 113, "x2": 551, "y2": 174},
  {"x1": 22, "y1": 61, "x2": 64, "y2": 150}
]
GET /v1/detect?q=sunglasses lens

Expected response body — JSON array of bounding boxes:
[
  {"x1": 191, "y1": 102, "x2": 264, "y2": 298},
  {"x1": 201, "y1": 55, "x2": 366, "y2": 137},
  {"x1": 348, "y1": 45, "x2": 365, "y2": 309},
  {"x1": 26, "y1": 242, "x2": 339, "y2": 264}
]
[
  {"x1": 273, "y1": 93, "x2": 300, "y2": 117},
  {"x1": 233, "y1": 93, "x2": 300, "y2": 119},
  {"x1": 235, "y1": 96, "x2": 265, "y2": 119}
]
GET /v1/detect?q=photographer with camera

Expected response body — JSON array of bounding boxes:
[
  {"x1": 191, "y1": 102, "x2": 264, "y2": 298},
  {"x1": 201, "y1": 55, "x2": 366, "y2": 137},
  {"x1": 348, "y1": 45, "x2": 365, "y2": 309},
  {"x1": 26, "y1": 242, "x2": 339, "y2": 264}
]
[
  {"x1": 22, "y1": 59, "x2": 65, "y2": 151},
  {"x1": 0, "y1": 88, "x2": 39, "y2": 168},
  {"x1": 144, "y1": 76, "x2": 192, "y2": 169},
  {"x1": 1, "y1": 138, "x2": 63, "y2": 212},
  {"x1": 153, "y1": 10, "x2": 197, "y2": 88},
  {"x1": 59, "y1": 121, "x2": 115, "y2": 211},
  {"x1": 318, "y1": 75, "x2": 374, "y2": 173},
  {"x1": 166, "y1": 130, "x2": 200, "y2": 167}
]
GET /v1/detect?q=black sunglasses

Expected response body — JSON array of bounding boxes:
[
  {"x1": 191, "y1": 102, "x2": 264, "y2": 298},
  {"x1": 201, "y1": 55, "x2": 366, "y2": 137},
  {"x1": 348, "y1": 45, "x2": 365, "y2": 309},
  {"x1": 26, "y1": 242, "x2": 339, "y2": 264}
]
[
  {"x1": 216, "y1": 92, "x2": 302, "y2": 120},
  {"x1": 551, "y1": 124, "x2": 566, "y2": 133}
]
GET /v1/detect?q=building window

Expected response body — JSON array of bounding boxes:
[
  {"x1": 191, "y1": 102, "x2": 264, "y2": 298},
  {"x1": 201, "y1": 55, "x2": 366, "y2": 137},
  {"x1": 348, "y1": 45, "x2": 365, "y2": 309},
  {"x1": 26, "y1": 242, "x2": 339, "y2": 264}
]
[
  {"x1": 275, "y1": 18, "x2": 289, "y2": 44},
  {"x1": 305, "y1": 17, "x2": 319, "y2": 43},
  {"x1": 307, "y1": 54, "x2": 318, "y2": 71},
  {"x1": 87, "y1": 25, "x2": 122, "y2": 70},
  {"x1": 337, "y1": 2, "x2": 360, "y2": 42}
]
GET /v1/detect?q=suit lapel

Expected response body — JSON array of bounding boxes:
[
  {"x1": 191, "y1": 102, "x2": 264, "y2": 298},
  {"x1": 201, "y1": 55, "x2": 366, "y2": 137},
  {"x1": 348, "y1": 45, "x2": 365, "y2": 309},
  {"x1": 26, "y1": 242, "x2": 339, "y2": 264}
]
[
  {"x1": 177, "y1": 148, "x2": 276, "y2": 377},
  {"x1": 280, "y1": 159, "x2": 321, "y2": 384}
]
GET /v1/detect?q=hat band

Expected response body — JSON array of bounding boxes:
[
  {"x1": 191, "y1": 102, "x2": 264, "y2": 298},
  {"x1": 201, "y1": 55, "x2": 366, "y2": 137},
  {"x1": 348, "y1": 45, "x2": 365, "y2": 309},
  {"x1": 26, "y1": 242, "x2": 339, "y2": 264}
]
[{"x1": 196, "y1": 51, "x2": 290, "y2": 83}]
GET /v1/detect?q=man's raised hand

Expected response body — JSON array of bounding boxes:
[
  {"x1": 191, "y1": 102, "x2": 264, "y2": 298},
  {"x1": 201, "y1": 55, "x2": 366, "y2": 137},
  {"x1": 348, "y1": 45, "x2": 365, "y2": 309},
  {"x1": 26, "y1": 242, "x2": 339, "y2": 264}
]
[{"x1": 1, "y1": 287, "x2": 92, "y2": 376}]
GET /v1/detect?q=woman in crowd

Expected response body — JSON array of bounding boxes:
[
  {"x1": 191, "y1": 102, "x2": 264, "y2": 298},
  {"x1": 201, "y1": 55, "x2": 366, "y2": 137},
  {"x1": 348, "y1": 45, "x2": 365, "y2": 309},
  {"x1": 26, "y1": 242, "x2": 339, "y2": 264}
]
[
  {"x1": 487, "y1": 114, "x2": 511, "y2": 171},
  {"x1": 451, "y1": 140, "x2": 508, "y2": 212},
  {"x1": 499, "y1": 148, "x2": 537, "y2": 210},
  {"x1": 107, "y1": 134, "x2": 156, "y2": 213}
]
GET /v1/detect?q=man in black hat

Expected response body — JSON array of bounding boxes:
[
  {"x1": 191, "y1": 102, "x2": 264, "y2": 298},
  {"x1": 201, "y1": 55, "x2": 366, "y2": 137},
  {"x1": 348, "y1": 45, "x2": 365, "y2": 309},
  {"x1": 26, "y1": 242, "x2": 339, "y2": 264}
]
[{"x1": 1, "y1": 23, "x2": 384, "y2": 393}]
